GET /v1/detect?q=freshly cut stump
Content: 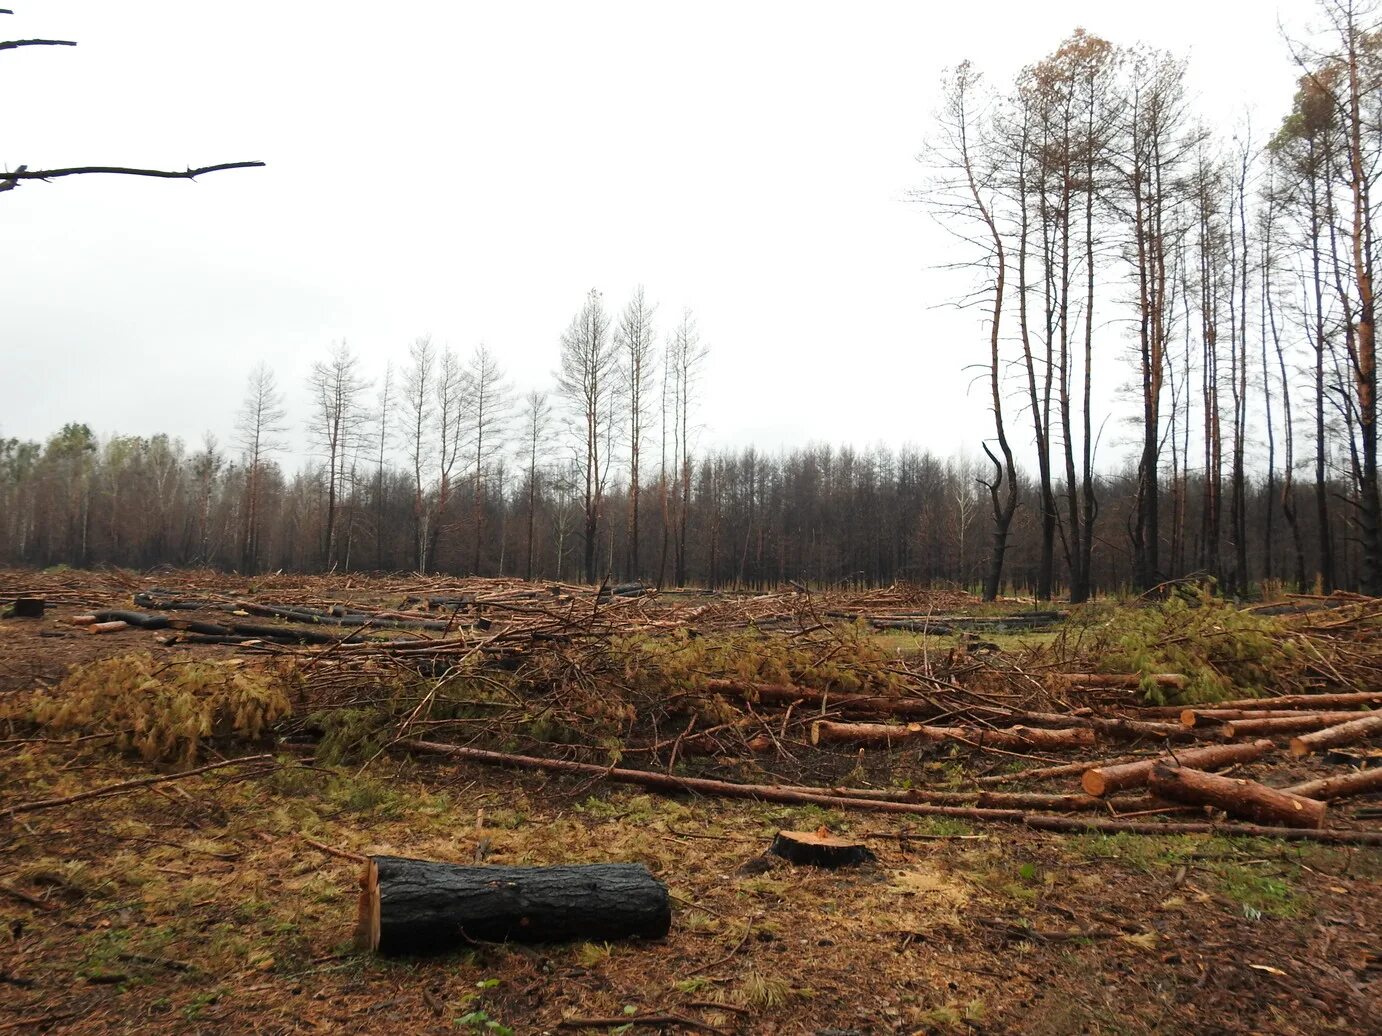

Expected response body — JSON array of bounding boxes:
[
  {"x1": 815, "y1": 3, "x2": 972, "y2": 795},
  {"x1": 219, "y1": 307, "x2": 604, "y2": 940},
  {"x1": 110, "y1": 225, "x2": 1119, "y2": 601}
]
[
  {"x1": 769, "y1": 830, "x2": 874, "y2": 868},
  {"x1": 355, "y1": 856, "x2": 671, "y2": 955}
]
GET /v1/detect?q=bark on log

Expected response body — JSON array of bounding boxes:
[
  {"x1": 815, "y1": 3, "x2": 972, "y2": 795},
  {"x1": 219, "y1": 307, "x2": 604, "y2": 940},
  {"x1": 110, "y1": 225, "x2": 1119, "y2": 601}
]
[
  {"x1": 1283, "y1": 767, "x2": 1382, "y2": 801},
  {"x1": 810, "y1": 720, "x2": 1096, "y2": 751},
  {"x1": 1151, "y1": 692, "x2": 1382, "y2": 721},
  {"x1": 1013, "y1": 711, "x2": 1194, "y2": 741},
  {"x1": 769, "y1": 830, "x2": 874, "y2": 868},
  {"x1": 394, "y1": 739, "x2": 1382, "y2": 845},
  {"x1": 1081, "y1": 740, "x2": 1274, "y2": 797},
  {"x1": 1221, "y1": 712, "x2": 1363, "y2": 738},
  {"x1": 355, "y1": 856, "x2": 671, "y2": 954},
  {"x1": 703, "y1": 679, "x2": 939, "y2": 719},
  {"x1": 1179, "y1": 708, "x2": 1362, "y2": 727},
  {"x1": 1146, "y1": 764, "x2": 1327, "y2": 828},
  {"x1": 1290, "y1": 714, "x2": 1382, "y2": 757},
  {"x1": 94, "y1": 609, "x2": 170, "y2": 630}
]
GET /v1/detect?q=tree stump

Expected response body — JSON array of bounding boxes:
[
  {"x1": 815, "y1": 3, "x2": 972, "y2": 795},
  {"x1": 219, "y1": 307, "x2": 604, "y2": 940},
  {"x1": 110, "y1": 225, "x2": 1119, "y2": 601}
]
[
  {"x1": 11, "y1": 598, "x2": 45, "y2": 618},
  {"x1": 769, "y1": 830, "x2": 874, "y2": 868},
  {"x1": 355, "y1": 856, "x2": 671, "y2": 955}
]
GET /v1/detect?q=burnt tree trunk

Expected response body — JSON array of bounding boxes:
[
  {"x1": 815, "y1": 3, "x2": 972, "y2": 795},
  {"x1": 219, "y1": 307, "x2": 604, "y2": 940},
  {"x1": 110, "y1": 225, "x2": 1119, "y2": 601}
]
[{"x1": 356, "y1": 856, "x2": 671, "y2": 954}]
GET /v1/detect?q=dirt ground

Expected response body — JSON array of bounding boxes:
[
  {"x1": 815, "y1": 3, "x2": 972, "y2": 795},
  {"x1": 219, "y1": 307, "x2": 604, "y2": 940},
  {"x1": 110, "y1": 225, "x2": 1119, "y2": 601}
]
[{"x1": 1, "y1": 571, "x2": 1379, "y2": 1034}]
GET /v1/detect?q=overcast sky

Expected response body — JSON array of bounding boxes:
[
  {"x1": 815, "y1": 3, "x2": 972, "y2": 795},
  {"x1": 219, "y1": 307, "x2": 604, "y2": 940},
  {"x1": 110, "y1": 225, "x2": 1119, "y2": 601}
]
[{"x1": 0, "y1": 1, "x2": 1323, "y2": 470}]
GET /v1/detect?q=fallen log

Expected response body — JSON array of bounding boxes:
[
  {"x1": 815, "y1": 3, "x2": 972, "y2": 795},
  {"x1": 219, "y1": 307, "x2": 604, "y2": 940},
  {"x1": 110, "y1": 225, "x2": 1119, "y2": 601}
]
[
  {"x1": 1081, "y1": 740, "x2": 1274, "y2": 797},
  {"x1": 355, "y1": 856, "x2": 671, "y2": 954},
  {"x1": 1179, "y1": 707, "x2": 1360, "y2": 728},
  {"x1": 1283, "y1": 767, "x2": 1382, "y2": 801},
  {"x1": 810, "y1": 720, "x2": 1097, "y2": 751},
  {"x1": 1012, "y1": 711, "x2": 1194, "y2": 742},
  {"x1": 88, "y1": 620, "x2": 129, "y2": 634},
  {"x1": 1290, "y1": 714, "x2": 1382, "y2": 758},
  {"x1": 94, "y1": 609, "x2": 171, "y2": 630},
  {"x1": 769, "y1": 830, "x2": 873, "y2": 868},
  {"x1": 1221, "y1": 712, "x2": 1363, "y2": 738},
  {"x1": 394, "y1": 740, "x2": 1382, "y2": 846},
  {"x1": 1152, "y1": 691, "x2": 1382, "y2": 721},
  {"x1": 1022, "y1": 815, "x2": 1382, "y2": 845},
  {"x1": 1146, "y1": 764, "x2": 1327, "y2": 828},
  {"x1": 703, "y1": 679, "x2": 940, "y2": 719}
]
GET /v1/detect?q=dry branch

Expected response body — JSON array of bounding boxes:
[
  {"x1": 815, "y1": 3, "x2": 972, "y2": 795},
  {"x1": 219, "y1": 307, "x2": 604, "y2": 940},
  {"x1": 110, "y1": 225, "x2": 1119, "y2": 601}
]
[{"x1": 2, "y1": 754, "x2": 273, "y2": 817}]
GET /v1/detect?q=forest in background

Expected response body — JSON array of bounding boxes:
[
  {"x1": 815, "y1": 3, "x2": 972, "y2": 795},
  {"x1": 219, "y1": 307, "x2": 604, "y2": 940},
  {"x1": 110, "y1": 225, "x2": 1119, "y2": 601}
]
[{"x1": 3, "y1": 0, "x2": 1381, "y2": 599}]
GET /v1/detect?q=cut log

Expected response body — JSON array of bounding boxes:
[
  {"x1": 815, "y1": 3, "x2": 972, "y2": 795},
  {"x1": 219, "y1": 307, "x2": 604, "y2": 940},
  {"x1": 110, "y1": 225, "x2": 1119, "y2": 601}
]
[
  {"x1": 68, "y1": 615, "x2": 97, "y2": 626},
  {"x1": 1013, "y1": 711, "x2": 1194, "y2": 741},
  {"x1": 355, "y1": 856, "x2": 671, "y2": 954},
  {"x1": 1146, "y1": 764, "x2": 1327, "y2": 828},
  {"x1": 769, "y1": 830, "x2": 874, "y2": 868},
  {"x1": 1151, "y1": 691, "x2": 1382, "y2": 720},
  {"x1": 1179, "y1": 707, "x2": 1360, "y2": 728},
  {"x1": 94, "y1": 609, "x2": 170, "y2": 630},
  {"x1": 1283, "y1": 767, "x2": 1382, "y2": 801},
  {"x1": 88, "y1": 620, "x2": 129, "y2": 634},
  {"x1": 810, "y1": 720, "x2": 1096, "y2": 751},
  {"x1": 1290, "y1": 713, "x2": 1382, "y2": 757},
  {"x1": 704, "y1": 679, "x2": 939, "y2": 719},
  {"x1": 1081, "y1": 740, "x2": 1274, "y2": 797},
  {"x1": 1221, "y1": 712, "x2": 1363, "y2": 738}
]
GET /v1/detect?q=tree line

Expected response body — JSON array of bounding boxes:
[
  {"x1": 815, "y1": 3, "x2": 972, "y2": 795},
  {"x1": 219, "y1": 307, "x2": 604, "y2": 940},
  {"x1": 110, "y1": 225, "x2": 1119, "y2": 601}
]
[
  {"x1": 5, "y1": 1, "x2": 1382, "y2": 597},
  {"x1": 922, "y1": 0, "x2": 1382, "y2": 598}
]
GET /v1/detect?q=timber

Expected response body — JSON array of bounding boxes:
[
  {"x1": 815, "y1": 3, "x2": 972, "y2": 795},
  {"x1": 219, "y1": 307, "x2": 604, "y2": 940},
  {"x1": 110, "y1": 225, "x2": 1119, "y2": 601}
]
[
  {"x1": 1081, "y1": 740, "x2": 1274, "y2": 797},
  {"x1": 810, "y1": 720, "x2": 1096, "y2": 750},
  {"x1": 1179, "y1": 707, "x2": 1368, "y2": 727},
  {"x1": 1146, "y1": 764, "x2": 1327, "y2": 828},
  {"x1": 1283, "y1": 767, "x2": 1382, "y2": 801},
  {"x1": 1221, "y1": 712, "x2": 1363, "y2": 738},
  {"x1": 1290, "y1": 713, "x2": 1382, "y2": 757},
  {"x1": 1155, "y1": 691, "x2": 1382, "y2": 721},
  {"x1": 355, "y1": 856, "x2": 671, "y2": 954}
]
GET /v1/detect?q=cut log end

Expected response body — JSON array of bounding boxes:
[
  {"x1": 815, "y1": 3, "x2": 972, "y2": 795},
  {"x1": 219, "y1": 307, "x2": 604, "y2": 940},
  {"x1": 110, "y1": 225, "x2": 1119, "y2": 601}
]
[
  {"x1": 354, "y1": 858, "x2": 382, "y2": 952},
  {"x1": 769, "y1": 830, "x2": 874, "y2": 868}
]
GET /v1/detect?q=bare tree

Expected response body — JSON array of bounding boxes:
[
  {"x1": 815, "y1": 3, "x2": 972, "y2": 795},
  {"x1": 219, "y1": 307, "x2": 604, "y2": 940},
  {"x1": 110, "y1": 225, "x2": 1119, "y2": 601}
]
[
  {"x1": 466, "y1": 344, "x2": 510, "y2": 574},
  {"x1": 557, "y1": 289, "x2": 616, "y2": 583},
  {"x1": 921, "y1": 61, "x2": 1020, "y2": 601},
  {"x1": 519, "y1": 390, "x2": 552, "y2": 581},
  {"x1": 372, "y1": 362, "x2": 394, "y2": 570},
  {"x1": 667, "y1": 309, "x2": 708, "y2": 586},
  {"x1": 306, "y1": 342, "x2": 368, "y2": 568},
  {"x1": 617, "y1": 286, "x2": 658, "y2": 579},
  {"x1": 401, "y1": 336, "x2": 436, "y2": 570},
  {"x1": 234, "y1": 363, "x2": 287, "y2": 572}
]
